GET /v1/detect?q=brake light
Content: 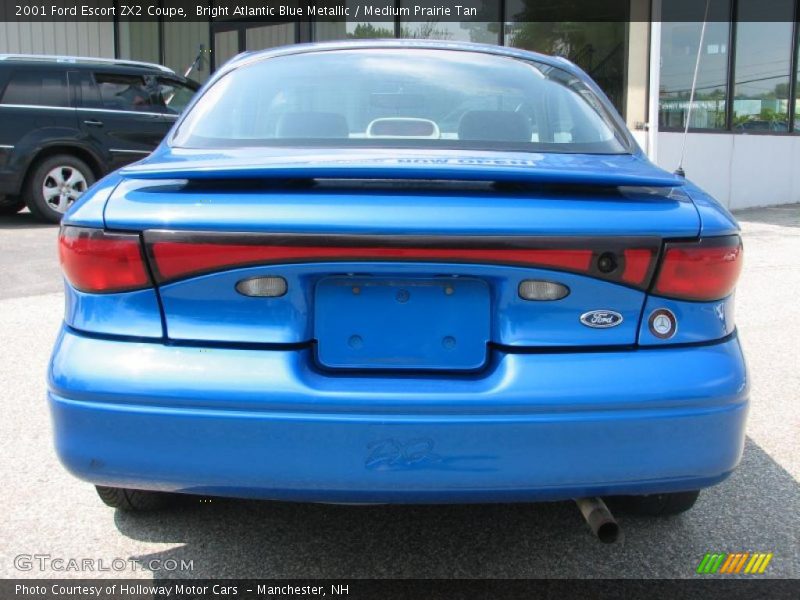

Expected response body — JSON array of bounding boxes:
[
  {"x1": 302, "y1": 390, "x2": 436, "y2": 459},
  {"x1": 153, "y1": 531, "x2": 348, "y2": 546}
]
[
  {"x1": 653, "y1": 236, "x2": 743, "y2": 301},
  {"x1": 59, "y1": 226, "x2": 151, "y2": 293}
]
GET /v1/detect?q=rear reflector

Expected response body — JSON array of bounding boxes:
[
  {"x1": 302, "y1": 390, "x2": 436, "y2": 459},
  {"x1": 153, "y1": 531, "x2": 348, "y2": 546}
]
[
  {"x1": 653, "y1": 236, "x2": 743, "y2": 302},
  {"x1": 59, "y1": 226, "x2": 151, "y2": 293}
]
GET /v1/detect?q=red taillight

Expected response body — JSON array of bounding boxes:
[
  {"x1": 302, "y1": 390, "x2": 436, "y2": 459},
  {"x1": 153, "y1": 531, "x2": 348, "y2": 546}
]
[
  {"x1": 59, "y1": 226, "x2": 151, "y2": 293},
  {"x1": 653, "y1": 236, "x2": 743, "y2": 301},
  {"x1": 621, "y1": 248, "x2": 655, "y2": 285},
  {"x1": 149, "y1": 242, "x2": 594, "y2": 283}
]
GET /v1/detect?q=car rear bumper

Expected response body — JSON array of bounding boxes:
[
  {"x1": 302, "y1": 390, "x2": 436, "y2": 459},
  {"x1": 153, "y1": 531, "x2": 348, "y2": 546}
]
[{"x1": 48, "y1": 327, "x2": 748, "y2": 502}]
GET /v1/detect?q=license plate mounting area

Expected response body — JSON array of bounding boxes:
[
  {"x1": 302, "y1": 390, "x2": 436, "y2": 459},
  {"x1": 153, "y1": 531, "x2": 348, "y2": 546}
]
[{"x1": 314, "y1": 277, "x2": 490, "y2": 371}]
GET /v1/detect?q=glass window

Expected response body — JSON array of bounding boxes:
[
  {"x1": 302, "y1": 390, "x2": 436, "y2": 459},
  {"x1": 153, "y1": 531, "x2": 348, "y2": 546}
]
[
  {"x1": 94, "y1": 73, "x2": 161, "y2": 112},
  {"x1": 71, "y1": 72, "x2": 102, "y2": 109},
  {"x1": 732, "y1": 0, "x2": 794, "y2": 133},
  {"x1": 343, "y1": 22, "x2": 396, "y2": 38},
  {"x1": 0, "y1": 70, "x2": 69, "y2": 107},
  {"x1": 796, "y1": 28, "x2": 800, "y2": 130},
  {"x1": 399, "y1": 0, "x2": 499, "y2": 43},
  {"x1": 659, "y1": 0, "x2": 731, "y2": 130},
  {"x1": 158, "y1": 77, "x2": 199, "y2": 115},
  {"x1": 504, "y1": 1, "x2": 626, "y2": 113},
  {"x1": 314, "y1": 1, "x2": 396, "y2": 41},
  {"x1": 173, "y1": 48, "x2": 629, "y2": 154}
]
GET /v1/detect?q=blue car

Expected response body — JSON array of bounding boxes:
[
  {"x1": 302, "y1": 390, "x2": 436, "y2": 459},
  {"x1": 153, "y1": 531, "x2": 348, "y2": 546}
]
[{"x1": 49, "y1": 41, "x2": 746, "y2": 523}]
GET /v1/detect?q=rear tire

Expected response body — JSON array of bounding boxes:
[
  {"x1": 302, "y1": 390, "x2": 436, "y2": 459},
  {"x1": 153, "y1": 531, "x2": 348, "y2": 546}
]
[
  {"x1": 610, "y1": 490, "x2": 701, "y2": 516},
  {"x1": 0, "y1": 195, "x2": 25, "y2": 215},
  {"x1": 95, "y1": 485, "x2": 173, "y2": 512},
  {"x1": 25, "y1": 154, "x2": 95, "y2": 223}
]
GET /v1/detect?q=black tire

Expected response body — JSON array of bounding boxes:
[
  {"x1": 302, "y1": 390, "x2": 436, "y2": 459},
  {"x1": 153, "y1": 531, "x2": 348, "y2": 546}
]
[
  {"x1": 0, "y1": 195, "x2": 25, "y2": 215},
  {"x1": 24, "y1": 154, "x2": 95, "y2": 223},
  {"x1": 95, "y1": 485, "x2": 173, "y2": 512},
  {"x1": 610, "y1": 490, "x2": 700, "y2": 516}
]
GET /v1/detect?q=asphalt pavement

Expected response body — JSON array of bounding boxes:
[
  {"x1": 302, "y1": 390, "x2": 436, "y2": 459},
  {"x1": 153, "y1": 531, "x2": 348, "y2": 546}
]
[{"x1": 0, "y1": 206, "x2": 797, "y2": 579}]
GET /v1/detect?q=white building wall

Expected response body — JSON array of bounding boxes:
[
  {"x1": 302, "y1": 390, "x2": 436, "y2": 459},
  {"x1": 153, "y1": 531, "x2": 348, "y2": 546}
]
[
  {"x1": 0, "y1": 21, "x2": 114, "y2": 57},
  {"x1": 656, "y1": 132, "x2": 800, "y2": 210}
]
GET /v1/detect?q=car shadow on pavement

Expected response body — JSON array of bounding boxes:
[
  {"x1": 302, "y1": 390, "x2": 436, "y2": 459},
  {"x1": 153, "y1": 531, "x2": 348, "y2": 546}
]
[
  {"x1": 113, "y1": 437, "x2": 798, "y2": 579},
  {"x1": 0, "y1": 211, "x2": 57, "y2": 230}
]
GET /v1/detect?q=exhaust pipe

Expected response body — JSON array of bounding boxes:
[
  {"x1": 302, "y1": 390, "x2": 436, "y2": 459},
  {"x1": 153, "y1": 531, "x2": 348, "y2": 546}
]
[{"x1": 575, "y1": 497, "x2": 619, "y2": 543}]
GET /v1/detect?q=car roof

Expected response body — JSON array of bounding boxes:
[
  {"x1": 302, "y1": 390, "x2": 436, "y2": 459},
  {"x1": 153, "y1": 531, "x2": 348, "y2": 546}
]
[
  {"x1": 219, "y1": 40, "x2": 582, "y2": 79},
  {"x1": 0, "y1": 54, "x2": 176, "y2": 76}
]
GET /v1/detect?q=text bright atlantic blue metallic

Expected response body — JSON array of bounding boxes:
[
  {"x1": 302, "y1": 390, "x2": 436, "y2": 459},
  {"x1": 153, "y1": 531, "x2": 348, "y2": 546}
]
[{"x1": 49, "y1": 41, "x2": 747, "y2": 506}]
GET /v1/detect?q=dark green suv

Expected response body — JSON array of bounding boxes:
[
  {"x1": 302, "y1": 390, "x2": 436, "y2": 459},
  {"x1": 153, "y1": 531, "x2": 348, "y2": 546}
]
[{"x1": 0, "y1": 54, "x2": 199, "y2": 222}]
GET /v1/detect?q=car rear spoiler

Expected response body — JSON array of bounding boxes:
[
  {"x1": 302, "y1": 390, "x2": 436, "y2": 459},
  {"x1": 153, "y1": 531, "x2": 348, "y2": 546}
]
[{"x1": 120, "y1": 152, "x2": 685, "y2": 189}]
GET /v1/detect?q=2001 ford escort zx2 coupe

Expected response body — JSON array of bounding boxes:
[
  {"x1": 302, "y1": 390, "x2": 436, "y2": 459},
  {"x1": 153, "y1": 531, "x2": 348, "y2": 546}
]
[{"x1": 49, "y1": 41, "x2": 747, "y2": 524}]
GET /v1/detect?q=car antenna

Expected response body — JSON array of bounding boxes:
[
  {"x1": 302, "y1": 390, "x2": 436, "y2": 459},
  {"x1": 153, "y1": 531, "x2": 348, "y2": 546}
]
[
  {"x1": 184, "y1": 44, "x2": 206, "y2": 79},
  {"x1": 675, "y1": 0, "x2": 711, "y2": 178}
]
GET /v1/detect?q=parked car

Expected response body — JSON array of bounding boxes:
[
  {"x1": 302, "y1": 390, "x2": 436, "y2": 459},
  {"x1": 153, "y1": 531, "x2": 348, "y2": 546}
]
[
  {"x1": 735, "y1": 118, "x2": 790, "y2": 133},
  {"x1": 0, "y1": 54, "x2": 199, "y2": 222},
  {"x1": 50, "y1": 42, "x2": 746, "y2": 533}
]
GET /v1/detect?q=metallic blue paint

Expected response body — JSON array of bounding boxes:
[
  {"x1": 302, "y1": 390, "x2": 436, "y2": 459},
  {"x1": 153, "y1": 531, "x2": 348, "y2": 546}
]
[
  {"x1": 682, "y1": 182, "x2": 741, "y2": 236},
  {"x1": 314, "y1": 276, "x2": 491, "y2": 370},
  {"x1": 158, "y1": 263, "x2": 647, "y2": 347},
  {"x1": 64, "y1": 284, "x2": 163, "y2": 339},
  {"x1": 64, "y1": 172, "x2": 121, "y2": 228},
  {"x1": 49, "y1": 329, "x2": 747, "y2": 501},
  {"x1": 122, "y1": 148, "x2": 682, "y2": 188},
  {"x1": 52, "y1": 41, "x2": 748, "y2": 502},
  {"x1": 103, "y1": 178, "x2": 699, "y2": 237},
  {"x1": 638, "y1": 294, "x2": 736, "y2": 346}
]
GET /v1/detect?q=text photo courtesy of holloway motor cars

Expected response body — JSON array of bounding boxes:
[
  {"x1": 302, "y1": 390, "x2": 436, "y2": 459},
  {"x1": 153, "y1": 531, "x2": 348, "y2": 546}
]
[{"x1": 0, "y1": 1, "x2": 798, "y2": 599}]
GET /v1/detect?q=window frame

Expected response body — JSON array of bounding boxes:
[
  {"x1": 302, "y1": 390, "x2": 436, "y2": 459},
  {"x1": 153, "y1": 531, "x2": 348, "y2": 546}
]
[{"x1": 659, "y1": 0, "x2": 800, "y2": 136}]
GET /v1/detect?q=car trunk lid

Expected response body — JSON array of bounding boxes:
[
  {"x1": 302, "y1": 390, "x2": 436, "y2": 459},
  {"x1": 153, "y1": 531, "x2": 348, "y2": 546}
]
[{"x1": 104, "y1": 151, "x2": 699, "y2": 370}]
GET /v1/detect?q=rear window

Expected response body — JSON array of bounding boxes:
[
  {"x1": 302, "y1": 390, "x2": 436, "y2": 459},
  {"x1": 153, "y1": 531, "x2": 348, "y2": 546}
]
[
  {"x1": 0, "y1": 70, "x2": 69, "y2": 107},
  {"x1": 172, "y1": 49, "x2": 629, "y2": 154}
]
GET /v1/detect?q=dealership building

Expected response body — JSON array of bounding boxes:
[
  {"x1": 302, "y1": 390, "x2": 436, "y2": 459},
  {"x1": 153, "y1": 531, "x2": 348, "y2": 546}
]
[{"x1": 1, "y1": 0, "x2": 799, "y2": 209}]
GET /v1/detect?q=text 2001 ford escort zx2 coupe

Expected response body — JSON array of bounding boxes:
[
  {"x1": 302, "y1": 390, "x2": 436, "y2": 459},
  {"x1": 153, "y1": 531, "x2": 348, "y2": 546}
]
[{"x1": 49, "y1": 41, "x2": 746, "y2": 527}]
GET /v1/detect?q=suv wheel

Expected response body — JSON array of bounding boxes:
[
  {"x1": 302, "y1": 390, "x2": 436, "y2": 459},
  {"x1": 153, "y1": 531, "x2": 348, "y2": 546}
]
[
  {"x1": 610, "y1": 490, "x2": 701, "y2": 516},
  {"x1": 95, "y1": 485, "x2": 174, "y2": 512},
  {"x1": 0, "y1": 195, "x2": 25, "y2": 215},
  {"x1": 25, "y1": 154, "x2": 95, "y2": 223}
]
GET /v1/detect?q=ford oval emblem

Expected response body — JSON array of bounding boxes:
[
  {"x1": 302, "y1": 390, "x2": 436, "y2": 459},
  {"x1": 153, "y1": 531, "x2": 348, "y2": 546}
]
[{"x1": 580, "y1": 310, "x2": 624, "y2": 329}]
